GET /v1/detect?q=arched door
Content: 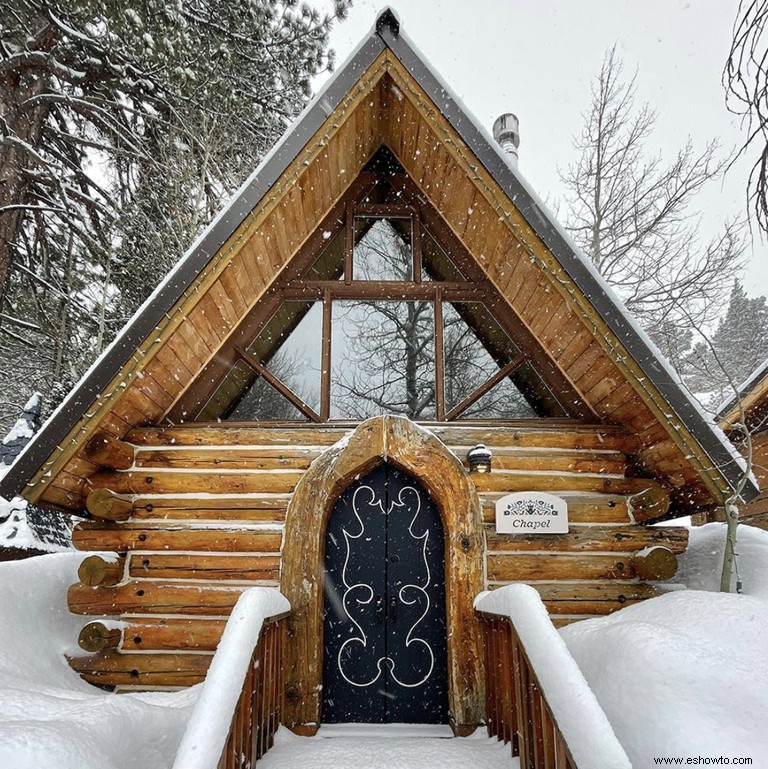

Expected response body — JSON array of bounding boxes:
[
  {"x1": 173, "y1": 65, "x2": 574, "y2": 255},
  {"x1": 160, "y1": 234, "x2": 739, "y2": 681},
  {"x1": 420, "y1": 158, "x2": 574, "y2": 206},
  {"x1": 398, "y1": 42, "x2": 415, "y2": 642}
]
[{"x1": 322, "y1": 463, "x2": 448, "y2": 724}]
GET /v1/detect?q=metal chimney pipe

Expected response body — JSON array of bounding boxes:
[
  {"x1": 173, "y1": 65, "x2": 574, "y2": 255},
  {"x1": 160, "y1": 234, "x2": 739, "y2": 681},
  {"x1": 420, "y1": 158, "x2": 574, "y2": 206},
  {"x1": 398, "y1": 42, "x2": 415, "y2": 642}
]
[{"x1": 492, "y1": 113, "x2": 520, "y2": 168}]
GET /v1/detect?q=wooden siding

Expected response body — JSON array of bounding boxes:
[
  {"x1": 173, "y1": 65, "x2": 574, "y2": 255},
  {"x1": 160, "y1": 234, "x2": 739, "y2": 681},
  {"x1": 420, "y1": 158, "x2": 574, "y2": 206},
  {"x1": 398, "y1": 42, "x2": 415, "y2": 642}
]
[{"x1": 68, "y1": 422, "x2": 686, "y2": 691}]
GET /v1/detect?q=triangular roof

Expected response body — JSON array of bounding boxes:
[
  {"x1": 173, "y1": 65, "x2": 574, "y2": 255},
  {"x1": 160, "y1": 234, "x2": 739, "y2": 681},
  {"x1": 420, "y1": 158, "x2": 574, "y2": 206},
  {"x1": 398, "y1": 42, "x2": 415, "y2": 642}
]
[
  {"x1": 719, "y1": 357, "x2": 768, "y2": 429},
  {"x1": 0, "y1": 8, "x2": 756, "y2": 513}
]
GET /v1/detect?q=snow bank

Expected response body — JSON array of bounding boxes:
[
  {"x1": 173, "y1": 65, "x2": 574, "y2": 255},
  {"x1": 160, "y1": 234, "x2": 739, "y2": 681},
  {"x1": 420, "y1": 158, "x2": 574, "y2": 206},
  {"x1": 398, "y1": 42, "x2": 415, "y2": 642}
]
[
  {"x1": 172, "y1": 587, "x2": 290, "y2": 769},
  {"x1": 0, "y1": 553, "x2": 195, "y2": 769},
  {"x1": 475, "y1": 585, "x2": 631, "y2": 769},
  {"x1": 676, "y1": 522, "x2": 768, "y2": 598},
  {"x1": 561, "y1": 590, "x2": 768, "y2": 766}
]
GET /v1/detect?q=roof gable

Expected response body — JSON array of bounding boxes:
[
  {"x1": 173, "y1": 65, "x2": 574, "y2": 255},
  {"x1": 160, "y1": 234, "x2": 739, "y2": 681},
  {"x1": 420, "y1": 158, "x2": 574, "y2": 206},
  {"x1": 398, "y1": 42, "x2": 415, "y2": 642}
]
[{"x1": 0, "y1": 8, "x2": 755, "y2": 512}]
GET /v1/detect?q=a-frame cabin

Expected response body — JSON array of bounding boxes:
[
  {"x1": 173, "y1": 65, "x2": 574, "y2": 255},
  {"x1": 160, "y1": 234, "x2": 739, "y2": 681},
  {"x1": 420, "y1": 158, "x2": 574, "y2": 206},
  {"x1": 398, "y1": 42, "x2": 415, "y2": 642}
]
[{"x1": 0, "y1": 9, "x2": 756, "y2": 737}]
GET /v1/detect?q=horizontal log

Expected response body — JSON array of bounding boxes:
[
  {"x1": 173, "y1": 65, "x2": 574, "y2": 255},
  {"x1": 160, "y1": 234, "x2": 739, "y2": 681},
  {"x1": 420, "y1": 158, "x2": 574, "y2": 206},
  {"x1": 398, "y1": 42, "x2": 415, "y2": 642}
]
[
  {"x1": 436, "y1": 426, "x2": 635, "y2": 453},
  {"x1": 79, "y1": 622, "x2": 121, "y2": 652},
  {"x1": 532, "y1": 582, "x2": 664, "y2": 607},
  {"x1": 126, "y1": 426, "x2": 350, "y2": 447},
  {"x1": 487, "y1": 553, "x2": 640, "y2": 581},
  {"x1": 128, "y1": 553, "x2": 280, "y2": 582},
  {"x1": 542, "y1": 599, "x2": 646, "y2": 616},
  {"x1": 69, "y1": 650, "x2": 211, "y2": 687},
  {"x1": 125, "y1": 423, "x2": 634, "y2": 452},
  {"x1": 88, "y1": 469, "x2": 303, "y2": 495},
  {"x1": 632, "y1": 546, "x2": 678, "y2": 581},
  {"x1": 84, "y1": 432, "x2": 134, "y2": 470},
  {"x1": 68, "y1": 581, "x2": 245, "y2": 616},
  {"x1": 481, "y1": 493, "x2": 631, "y2": 524},
  {"x1": 133, "y1": 445, "x2": 626, "y2": 475},
  {"x1": 472, "y1": 472, "x2": 666, "y2": 499},
  {"x1": 134, "y1": 447, "x2": 321, "y2": 470},
  {"x1": 120, "y1": 618, "x2": 227, "y2": 652},
  {"x1": 78, "y1": 555, "x2": 125, "y2": 587},
  {"x1": 130, "y1": 495, "x2": 289, "y2": 522},
  {"x1": 72, "y1": 523, "x2": 282, "y2": 553},
  {"x1": 485, "y1": 525, "x2": 688, "y2": 554},
  {"x1": 460, "y1": 451, "x2": 626, "y2": 475},
  {"x1": 86, "y1": 488, "x2": 133, "y2": 521}
]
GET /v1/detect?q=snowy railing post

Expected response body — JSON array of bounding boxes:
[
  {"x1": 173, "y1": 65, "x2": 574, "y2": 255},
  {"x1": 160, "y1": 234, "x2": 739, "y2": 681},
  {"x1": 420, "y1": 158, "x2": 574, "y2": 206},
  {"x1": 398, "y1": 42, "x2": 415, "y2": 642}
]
[
  {"x1": 475, "y1": 585, "x2": 632, "y2": 769},
  {"x1": 172, "y1": 588, "x2": 291, "y2": 769}
]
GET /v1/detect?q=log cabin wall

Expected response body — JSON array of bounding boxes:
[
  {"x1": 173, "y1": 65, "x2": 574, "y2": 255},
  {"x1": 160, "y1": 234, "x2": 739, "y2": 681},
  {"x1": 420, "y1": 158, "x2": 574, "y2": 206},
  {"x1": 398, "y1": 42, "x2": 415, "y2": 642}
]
[{"x1": 68, "y1": 418, "x2": 688, "y2": 714}]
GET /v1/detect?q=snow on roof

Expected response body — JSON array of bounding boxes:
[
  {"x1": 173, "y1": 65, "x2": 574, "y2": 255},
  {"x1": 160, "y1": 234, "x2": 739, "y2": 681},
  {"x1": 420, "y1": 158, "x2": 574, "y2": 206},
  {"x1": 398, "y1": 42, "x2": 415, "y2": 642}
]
[{"x1": 0, "y1": 391, "x2": 42, "y2": 465}]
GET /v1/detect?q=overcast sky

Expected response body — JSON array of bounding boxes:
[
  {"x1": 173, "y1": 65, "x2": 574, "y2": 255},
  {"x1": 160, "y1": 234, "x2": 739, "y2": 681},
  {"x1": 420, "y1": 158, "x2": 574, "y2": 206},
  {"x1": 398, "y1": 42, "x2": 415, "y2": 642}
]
[{"x1": 315, "y1": 0, "x2": 767, "y2": 299}]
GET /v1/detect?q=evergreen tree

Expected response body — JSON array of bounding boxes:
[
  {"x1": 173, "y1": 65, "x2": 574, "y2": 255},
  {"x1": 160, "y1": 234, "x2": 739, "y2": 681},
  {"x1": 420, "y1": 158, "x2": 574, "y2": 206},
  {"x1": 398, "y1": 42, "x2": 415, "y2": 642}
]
[
  {"x1": 684, "y1": 281, "x2": 768, "y2": 403},
  {"x1": 0, "y1": 0, "x2": 349, "y2": 428}
]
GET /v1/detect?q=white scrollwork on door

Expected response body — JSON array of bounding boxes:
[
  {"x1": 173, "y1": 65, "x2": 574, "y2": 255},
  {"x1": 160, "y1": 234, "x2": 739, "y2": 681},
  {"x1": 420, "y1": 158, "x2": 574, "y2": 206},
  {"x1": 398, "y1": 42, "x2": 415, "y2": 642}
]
[{"x1": 337, "y1": 483, "x2": 436, "y2": 689}]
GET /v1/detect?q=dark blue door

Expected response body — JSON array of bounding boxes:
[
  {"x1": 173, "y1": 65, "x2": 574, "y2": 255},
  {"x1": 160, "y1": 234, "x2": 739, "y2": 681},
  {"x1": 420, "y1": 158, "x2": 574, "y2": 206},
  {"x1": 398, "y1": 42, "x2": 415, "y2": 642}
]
[{"x1": 322, "y1": 463, "x2": 448, "y2": 723}]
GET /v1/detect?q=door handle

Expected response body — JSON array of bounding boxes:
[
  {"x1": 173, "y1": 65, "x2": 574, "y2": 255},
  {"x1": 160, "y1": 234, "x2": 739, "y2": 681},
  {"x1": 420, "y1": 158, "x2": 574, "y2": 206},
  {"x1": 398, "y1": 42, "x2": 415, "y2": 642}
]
[
  {"x1": 389, "y1": 595, "x2": 397, "y2": 623},
  {"x1": 375, "y1": 595, "x2": 384, "y2": 624}
]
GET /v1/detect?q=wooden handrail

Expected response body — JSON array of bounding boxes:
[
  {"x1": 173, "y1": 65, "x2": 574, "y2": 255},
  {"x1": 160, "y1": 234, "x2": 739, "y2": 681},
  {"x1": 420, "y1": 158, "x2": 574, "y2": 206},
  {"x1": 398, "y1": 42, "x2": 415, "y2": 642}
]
[
  {"x1": 476, "y1": 585, "x2": 632, "y2": 769},
  {"x1": 172, "y1": 588, "x2": 290, "y2": 769}
]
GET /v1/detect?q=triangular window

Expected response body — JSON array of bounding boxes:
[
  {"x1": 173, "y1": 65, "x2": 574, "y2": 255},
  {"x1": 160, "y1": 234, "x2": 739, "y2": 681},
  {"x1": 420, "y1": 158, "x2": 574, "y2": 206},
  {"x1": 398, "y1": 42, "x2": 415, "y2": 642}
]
[{"x1": 183, "y1": 167, "x2": 579, "y2": 423}]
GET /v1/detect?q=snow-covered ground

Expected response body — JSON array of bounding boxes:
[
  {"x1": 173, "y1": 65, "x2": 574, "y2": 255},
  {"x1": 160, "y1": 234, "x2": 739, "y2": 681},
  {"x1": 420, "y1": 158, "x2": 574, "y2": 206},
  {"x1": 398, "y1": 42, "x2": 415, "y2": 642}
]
[
  {"x1": 0, "y1": 524, "x2": 766, "y2": 768},
  {"x1": 0, "y1": 553, "x2": 195, "y2": 769},
  {"x1": 561, "y1": 523, "x2": 768, "y2": 767}
]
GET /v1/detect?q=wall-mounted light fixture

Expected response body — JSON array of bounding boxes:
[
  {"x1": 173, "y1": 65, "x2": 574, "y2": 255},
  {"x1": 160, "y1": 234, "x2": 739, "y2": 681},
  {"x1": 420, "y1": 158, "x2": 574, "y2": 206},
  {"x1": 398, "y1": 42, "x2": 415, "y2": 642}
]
[{"x1": 467, "y1": 444, "x2": 492, "y2": 473}]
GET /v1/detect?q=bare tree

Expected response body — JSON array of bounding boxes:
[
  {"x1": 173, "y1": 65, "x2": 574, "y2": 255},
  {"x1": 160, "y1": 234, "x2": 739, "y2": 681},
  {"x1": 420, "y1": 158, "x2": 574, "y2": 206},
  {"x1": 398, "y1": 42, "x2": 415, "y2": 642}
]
[
  {"x1": 333, "y1": 222, "x2": 436, "y2": 419},
  {"x1": 561, "y1": 47, "x2": 745, "y2": 361},
  {"x1": 725, "y1": 0, "x2": 768, "y2": 232}
]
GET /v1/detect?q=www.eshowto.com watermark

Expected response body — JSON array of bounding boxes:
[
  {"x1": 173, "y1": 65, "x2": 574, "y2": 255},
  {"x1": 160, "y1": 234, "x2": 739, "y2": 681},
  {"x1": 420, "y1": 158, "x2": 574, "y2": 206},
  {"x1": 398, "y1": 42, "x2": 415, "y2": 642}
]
[{"x1": 653, "y1": 757, "x2": 753, "y2": 765}]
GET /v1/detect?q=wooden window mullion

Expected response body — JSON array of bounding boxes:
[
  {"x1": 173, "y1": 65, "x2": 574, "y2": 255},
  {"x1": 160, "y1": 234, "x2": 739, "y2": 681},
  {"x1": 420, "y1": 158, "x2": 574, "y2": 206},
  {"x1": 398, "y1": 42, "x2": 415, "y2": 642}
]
[
  {"x1": 320, "y1": 287, "x2": 332, "y2": 421},
  {"x1": 435, "y1": 287, "x2": 445, "y2": 420},
  {"x1": 445, "y1": 354, "x2": 526, "y2": 421},
  {"x1": 235, "y1": 346, "x2": 321, "y2": 423}
]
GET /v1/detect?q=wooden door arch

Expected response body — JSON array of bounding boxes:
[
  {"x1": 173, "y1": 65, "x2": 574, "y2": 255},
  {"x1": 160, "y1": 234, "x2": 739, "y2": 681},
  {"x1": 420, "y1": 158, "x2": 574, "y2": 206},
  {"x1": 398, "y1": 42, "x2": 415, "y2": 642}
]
[{"x1": 281, "y1": 415, "x2": 485, "y2": 734}]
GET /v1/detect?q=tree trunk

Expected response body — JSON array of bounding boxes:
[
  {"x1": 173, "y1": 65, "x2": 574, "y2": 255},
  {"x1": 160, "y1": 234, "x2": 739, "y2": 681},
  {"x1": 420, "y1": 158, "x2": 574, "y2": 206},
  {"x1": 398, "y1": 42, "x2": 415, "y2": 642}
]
[{"x1": 0, "y1": 32, "x2": 54, "y2": 323}]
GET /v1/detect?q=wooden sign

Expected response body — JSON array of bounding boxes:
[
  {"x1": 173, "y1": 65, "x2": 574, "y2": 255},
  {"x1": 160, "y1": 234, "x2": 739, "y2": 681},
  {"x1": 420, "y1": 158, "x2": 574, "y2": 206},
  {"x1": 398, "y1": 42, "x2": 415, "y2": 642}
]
[{"x1": 495, "y1": 492, "x2": 569, "y2": 534}]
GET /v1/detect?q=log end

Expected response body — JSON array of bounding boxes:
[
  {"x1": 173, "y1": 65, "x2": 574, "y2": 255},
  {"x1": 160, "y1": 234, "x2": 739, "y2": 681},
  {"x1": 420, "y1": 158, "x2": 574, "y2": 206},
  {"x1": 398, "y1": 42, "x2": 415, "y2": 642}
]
[
  {"x1": 78, "y1": 554, "x2": 123, "y2": 587},
  {"x1": 84, "y1": 432, "x2": 134, "y2": 470},
  {"x1": 78, "y1": 622, "x2": 121, "y2": 653},
  {"x1": 85, "y1": 488, "x2": 132, "y2": 521},
  {"x1": 633, "y1": 546, "x2": 678, "y2": 581}
]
